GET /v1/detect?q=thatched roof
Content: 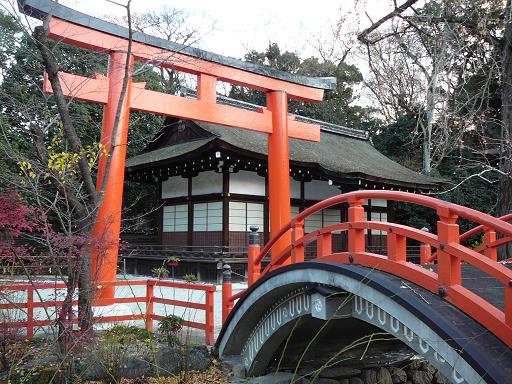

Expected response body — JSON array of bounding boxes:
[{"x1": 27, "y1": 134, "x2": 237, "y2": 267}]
[{"x1": 126, "y1": 118, "x2": 441, "y2": 190}]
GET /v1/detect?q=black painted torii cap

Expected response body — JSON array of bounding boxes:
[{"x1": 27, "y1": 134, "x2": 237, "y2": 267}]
[{"x1": 18, "y1": 0, "x2": 337, "y2": 91}]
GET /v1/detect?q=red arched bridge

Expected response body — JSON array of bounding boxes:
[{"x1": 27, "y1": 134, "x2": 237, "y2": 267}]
[{"x1": 217, "y1": 191, "x2": 512, "y2": 384}]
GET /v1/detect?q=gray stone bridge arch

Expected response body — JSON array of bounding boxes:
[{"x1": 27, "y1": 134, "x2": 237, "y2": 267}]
[{"x1": 216, "y1": 262, "x2": 512, "y2": 384}]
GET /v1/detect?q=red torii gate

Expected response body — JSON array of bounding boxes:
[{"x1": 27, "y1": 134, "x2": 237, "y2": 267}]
[{"x1": 20, "y1": 0, "x2": 335, "y2": 298}]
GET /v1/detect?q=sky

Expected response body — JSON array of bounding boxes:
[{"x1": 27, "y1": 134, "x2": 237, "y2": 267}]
[{"x1": 56, "y1": 0, "x2": 394, "y2": 62}]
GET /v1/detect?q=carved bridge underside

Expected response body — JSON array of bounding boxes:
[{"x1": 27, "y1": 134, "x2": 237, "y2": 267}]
[{"x1": 217, "y1": 262, "x2": 512, "y2": 384}]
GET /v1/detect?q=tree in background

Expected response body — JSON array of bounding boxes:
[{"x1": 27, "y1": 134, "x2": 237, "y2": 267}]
[
  {"x1": 352, "y1": 0, "x2": 509, "y2": 253},
  {"x1": 229, "y1": 43, "x2": 368, "y2": 128}
]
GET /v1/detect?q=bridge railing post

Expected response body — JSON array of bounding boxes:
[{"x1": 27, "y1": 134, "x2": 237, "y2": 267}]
[
  {"x1": 317, "y1": 231, "x2": 332, "y2": 258},
  {"x1": 292, "y1": 220, "x2": 305, "y2": 263},
  {"x1": 348, "y1": 197, "x2": 365, "y2": 255},
  {"x1": 483, "y1": 228, "x2": 497, "y2": 262},
  {"x1": 506, "y1": 284, "x2": 512, "y2": 328},
  {"x1": 387, "y1": 230, "x2": 406, "y2": 263},
  {"x1": 205, "y1": 287, "x2": 215, "y2": 345},
  {"x1": 419, "y1": 227, "x2": 432, "y2": 264},
  {"x1": 248, "y1": 226, "x2": 261, "y2": 287},
  {"x1": 436, "y1": 206, "x2": 461, "y2": 288},
  {"x1": 26, "y1": 286, "x2": 34, "y2": 339},
  {"x1": 222, "y1": 264, "x2": 233, "y2": 324},
  {"x1": 145, "y1": 280, "x2": 154, "y2": 332}
]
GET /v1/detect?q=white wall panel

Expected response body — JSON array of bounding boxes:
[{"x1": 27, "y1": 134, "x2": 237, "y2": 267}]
[
  {"x1": 193, "y1": 201, "x2": 223, "y2": 231},
  {"x1": 162, "y1": 204, "x2": 188, "y2": 232},
  {"x1": 192, "y1": 171, "x2": 222, "y2": 195},
  {"x1": 229, "y1": 201, "x2": 264, "y2": 232},
  {"x1": 304, "y1": 180, "x2": 340, "y2": 201},
  {"x1": 290, "y1": 178, "x2": 300, "y2": 199},
  {"x1": 162, "y1": 176, "x2": 188, "y2": 199},
  {"x1": 230, "y1": 171, "x2": 265, "y2": 196}
]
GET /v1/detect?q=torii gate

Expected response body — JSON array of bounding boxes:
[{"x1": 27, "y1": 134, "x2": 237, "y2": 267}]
[{"x1": 20, "y1": 0, "x2": 335, "y2": 298}]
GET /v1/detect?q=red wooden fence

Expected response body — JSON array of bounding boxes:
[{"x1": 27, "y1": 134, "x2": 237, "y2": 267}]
[{"x1": 0, "y1": 279, "x2": 215, "y2": 345}]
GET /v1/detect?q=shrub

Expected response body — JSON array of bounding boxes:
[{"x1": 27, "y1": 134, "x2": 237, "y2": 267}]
[
  {"x1": 183, "y1": 274, "x2": 197, "y2": 282},
  {"x1": 103, "y1": 325, "x2": 152, "y2": 344},
  {"x1": 151, "y1": 267, "x2": 169, "y2": 279},
  {"x1": 158, "y1": 315, "x2": 183, "y2": 346}
]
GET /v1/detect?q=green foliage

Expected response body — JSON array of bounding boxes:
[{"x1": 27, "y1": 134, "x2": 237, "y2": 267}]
[
  {"x1": 151, "y1": 267, "x2": 169, "y2": 279},
  {"x1": 7, "y1": 363, "x2": 62, "y2": 384},
  {"x1": 183, "y1": 274, "x2": 197, "y2": 282},
  {"x1": 369, "y1": 114, "x2": 423, "y2": 172},
  {"x1": 103, "y1": 325, "x2": 152, "y2": 344},
  {"x1": 158, "y1": 315, "x2": 183, "y2": 346},
  {"x1": 229, "y1": 43, "x2": 368, "y2": 128}
]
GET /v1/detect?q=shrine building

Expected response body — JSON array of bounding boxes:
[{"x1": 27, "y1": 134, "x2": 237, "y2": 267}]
[{"x1": 124, "y1": 95, "x2": 440, "y2": 269}]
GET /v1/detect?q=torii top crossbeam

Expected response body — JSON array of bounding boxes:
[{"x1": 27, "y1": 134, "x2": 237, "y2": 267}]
[{"x1": 19, "y1": 0, "x2": 336, "y2": 298}]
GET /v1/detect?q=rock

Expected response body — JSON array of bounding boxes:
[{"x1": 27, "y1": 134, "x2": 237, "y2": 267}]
[
  {"x1": 349, "y1": 378, "x2": 364, "y2": 384},
  {"x1": 361, "y1": 369, "x2": 378, "y2": 384},
  {"x1": 319, "y1": 366, "x2": 361, "y2": 379},
  {"x1": 377, "y1": 367, "x2": 393, "y2": 384},
  {"x1": 81, "y1": 357, "x2": 108, "y2": 380},
  {"x1": 339, "y1": 379, "x2": 350, "y2": 384},
  {"x1": 434, "y1": 370, "x2": 450, "y2": 384},
  {"x1": 220, "y1": 357, "x2": 245, "y2": 378},
  {"x1": 298, "y1": 367, "x2": 316, "y2": 377},
  {"x1": 307, "y1": 378, "x2": 338, "y2": 384},
  {"x1": 389, "y1": 367, "x2": 407, "y2": 383},
  {"x1": 409, "y1": 359, "x2": 423, "y2": 370},
  {"x1": 248, "y1": 371, "x2": 294, "y2": 384},
  {"x1": 421, "y1": 363, "x2": 436, "y2": 377},
  {"x1": 407, "y1": 370, "x2": 433, "y2": 384},
  {"x1": 232, "y1": 362, "x2": 247, "y2": 379},
  {"x1": 34, "y1": 355, "x2": 60, "y2": 365},
  {"x1": 184, "y1": 345, "x2": 211, "y2": 371},
  {"x1": 119, "y1": 351, "x2": 152, "y2": 379},
  {"x1": 154, "y1": 345, "x2": 184, "y2": 375}
]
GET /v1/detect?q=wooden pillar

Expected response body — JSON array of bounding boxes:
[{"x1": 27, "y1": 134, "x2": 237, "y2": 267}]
[
  {"x1": 299, "y1": 180, "x2": 305, "y2": 213},
  {"x1": 222, "y1": 264, "x2": 233, "y2": 323},
  {"x1": 248, "y1": 227, "x2": 261, "y2": 286},
  {"x1": 348, "y1": 197, "x2": 365, "y2": 253},
  {"x1": 205, "y1": 288, "x2": 215, "y2": 345},
  {"x1": 366, "y1": 199, "x2": 372, "y2": 248},
  {"x1": 437, "y1": 207, "x2": 461, "y2": 287},
  {"x1": 92, "y1": 51, "x2": 133, "y2": 299},
  {"x1": 222, "y1": 169, "x2": 230, "y2": 248},
  {"x1": 267, "y1": 91, "x2": 291, "y2": 266},
  {"x1": 483, "y1": 229, "x2": 498, "y2": 261},
  {"x1": 145, "y1": 280, "x2": 154, "y2": 332},
  {"x1": 187, "y1": 176, "x2": 193, "y2": 246},
  {"x1": 264, "y1": 176, "x2": 270, "y2": 244}
]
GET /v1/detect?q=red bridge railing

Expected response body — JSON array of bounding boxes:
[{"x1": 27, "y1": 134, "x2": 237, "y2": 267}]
[
  {"x1": 423, "y1": 212, "x2": 512, "y2": 263},
  {"x1": 222, "y1": 190, "x2": 512, "y2": 347},
  {"x1": 0, "y1": 279, "x2": 215, "y2": 345}
]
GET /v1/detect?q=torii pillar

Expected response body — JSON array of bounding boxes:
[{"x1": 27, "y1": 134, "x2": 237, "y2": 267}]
[
  {"x1": 267, "y1": 91, "x2": 292, "y2": 266},
  {"x1": 92, "y1": 52, "x2": 133, "y2": 299}
]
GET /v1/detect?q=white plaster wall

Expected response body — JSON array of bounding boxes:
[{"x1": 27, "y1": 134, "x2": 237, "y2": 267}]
[
  {"x1": 161, "y1": 176, "x2": 188, "y2": 199},
  {"x1": 229, "y1": 171, "x2": 265, "y2": 196},
  {"x1": 290, "y1": 178, "x2": 300, "y2": 199},
  {"x1": 363, "y1": 199, "x2": 388, "y2": 207},
  {"x1": 304, "y1": 180, "x2": 340, "y2": 201},
  {"x1": 192, "y1": 171, "x2": 223, "y2": 195}
]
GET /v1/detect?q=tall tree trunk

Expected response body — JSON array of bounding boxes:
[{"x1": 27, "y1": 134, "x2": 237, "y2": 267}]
[
  {"x1": 498, "y1": 0, "x2": 512, "y2": 259},
  {"x1": 33, "y1": 25, "x2": 95, "y2": 335}
]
